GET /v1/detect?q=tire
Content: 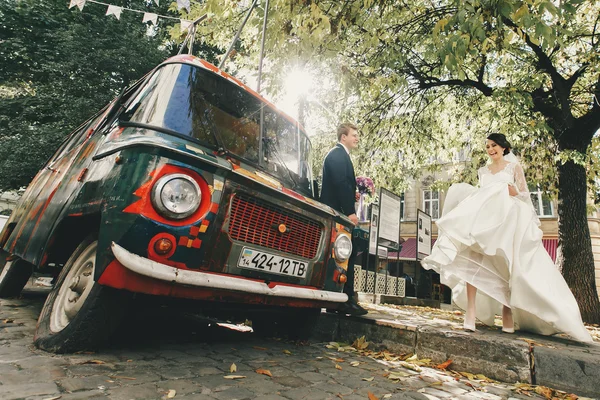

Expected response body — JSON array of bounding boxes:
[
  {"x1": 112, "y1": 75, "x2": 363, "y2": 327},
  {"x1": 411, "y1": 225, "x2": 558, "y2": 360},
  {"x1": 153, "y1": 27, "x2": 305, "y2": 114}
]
[
  {"x1": 252, "y1": 308, "x2": 321, "y2": 340},
  {"x1": 34, "y1": 235, "x2": 128, "y2": 353},
  {"x1": 0, "y1": 251, "x2": 34, "y2": 298}
]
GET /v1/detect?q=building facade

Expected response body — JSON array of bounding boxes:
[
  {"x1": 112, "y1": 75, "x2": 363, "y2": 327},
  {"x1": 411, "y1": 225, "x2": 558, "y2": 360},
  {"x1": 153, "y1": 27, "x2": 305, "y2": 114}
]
[{"x1": 385, "y1": 164, "x2": 600, "y2": 301}]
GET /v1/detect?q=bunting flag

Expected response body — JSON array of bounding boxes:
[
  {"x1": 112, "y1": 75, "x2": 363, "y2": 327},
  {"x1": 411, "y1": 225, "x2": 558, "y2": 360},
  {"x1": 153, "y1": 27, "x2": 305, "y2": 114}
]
[
  {"x1": 106, "y1": 5, "x2": 122, "y2": 19},
  {"x1": 154, "y1": 0, "x2": 159, "y2": 5},
  {"x1": 142, "y1": 12, "x2": 158, "y2": 25},
  {"x1": 176, "y1": 0, "x2": 191, "y2": 12},
  {"x1": 69, "y1": 0, "x2": 86, "y2": 11},
  {"x1": 180, "y1": 19, "x2": 192, "y2": 32},
  {"x1": 67, "y1": 0, "x2": 194, "y2": 32}
]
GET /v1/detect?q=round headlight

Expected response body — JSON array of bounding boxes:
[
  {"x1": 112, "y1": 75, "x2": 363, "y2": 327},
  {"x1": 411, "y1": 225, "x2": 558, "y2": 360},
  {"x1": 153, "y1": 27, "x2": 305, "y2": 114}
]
[
  {"x1": 151, "y1": 174, "x2": 201, "y2": 219},
  {"x1": 333, "y1": 234, "x2": 352, "y2": 262}
]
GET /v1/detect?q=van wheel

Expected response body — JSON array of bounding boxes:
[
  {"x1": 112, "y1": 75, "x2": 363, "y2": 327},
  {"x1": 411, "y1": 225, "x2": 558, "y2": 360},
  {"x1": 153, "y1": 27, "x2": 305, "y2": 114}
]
[
  {"x1": 34, "y1": 236, "x2": 127, "y2": 353},
  {"x1": 0, "y1": 251, "x2": 34, "y2": 298}
]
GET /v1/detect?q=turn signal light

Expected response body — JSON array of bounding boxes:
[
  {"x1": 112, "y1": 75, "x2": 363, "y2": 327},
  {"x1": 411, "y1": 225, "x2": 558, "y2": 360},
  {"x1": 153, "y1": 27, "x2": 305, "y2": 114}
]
[
  {"x1": 154, "y1": 238, "x2": 173, "y2": 255},
  {"x1": 338, "y1": 274, "x2": 347, "y2": 284}
]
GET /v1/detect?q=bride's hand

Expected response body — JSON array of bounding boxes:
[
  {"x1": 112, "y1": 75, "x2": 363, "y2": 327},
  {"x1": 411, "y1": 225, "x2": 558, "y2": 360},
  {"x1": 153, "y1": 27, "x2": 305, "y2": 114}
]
[{"x1": 508, "y1": 184, "x2": 518, "y2": 196}]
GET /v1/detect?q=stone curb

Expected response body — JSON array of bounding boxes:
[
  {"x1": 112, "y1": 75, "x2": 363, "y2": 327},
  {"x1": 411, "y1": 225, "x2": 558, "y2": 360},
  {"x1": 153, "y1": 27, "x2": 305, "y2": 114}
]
[{"x1": 312, "y1": 312, "x2": 600, "y2": 398}]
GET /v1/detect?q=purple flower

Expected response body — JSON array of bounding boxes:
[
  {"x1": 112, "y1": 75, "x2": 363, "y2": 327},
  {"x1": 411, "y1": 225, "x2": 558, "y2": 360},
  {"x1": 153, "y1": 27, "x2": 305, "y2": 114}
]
[{"x1": 356, "y1": 176, "x2": 375, "y2": 195}]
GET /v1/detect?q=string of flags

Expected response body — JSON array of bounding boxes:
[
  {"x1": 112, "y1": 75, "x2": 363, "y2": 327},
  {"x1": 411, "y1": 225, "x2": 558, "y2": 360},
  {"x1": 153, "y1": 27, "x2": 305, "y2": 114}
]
[{"x1": 68, "y1": 0, "x2": 194, "y2": 32}]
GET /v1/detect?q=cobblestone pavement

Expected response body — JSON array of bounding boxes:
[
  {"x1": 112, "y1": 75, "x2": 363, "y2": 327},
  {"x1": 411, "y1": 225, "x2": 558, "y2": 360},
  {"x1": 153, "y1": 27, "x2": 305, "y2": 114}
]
[{"x1": 0, "y1": 290, "x2": 590, "y2": 400}]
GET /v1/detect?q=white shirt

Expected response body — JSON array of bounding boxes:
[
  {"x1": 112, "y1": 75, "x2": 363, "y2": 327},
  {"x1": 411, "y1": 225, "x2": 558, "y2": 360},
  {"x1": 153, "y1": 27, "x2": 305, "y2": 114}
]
[{"x1": 338, "y1": 142, "x2": 350, "y2": 154}]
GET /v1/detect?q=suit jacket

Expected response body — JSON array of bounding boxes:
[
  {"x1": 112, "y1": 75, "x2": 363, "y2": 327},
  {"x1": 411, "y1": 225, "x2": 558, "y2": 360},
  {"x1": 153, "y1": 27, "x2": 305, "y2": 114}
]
[{"x1": 320, "y1": 144, "x2": 356, "y2": 216}]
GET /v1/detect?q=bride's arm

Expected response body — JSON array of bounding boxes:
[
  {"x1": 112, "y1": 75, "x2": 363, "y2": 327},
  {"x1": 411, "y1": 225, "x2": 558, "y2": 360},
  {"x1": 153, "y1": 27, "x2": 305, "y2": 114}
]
[{"x1": 513, "y1": 163, "x2": 531, "y2": 202}]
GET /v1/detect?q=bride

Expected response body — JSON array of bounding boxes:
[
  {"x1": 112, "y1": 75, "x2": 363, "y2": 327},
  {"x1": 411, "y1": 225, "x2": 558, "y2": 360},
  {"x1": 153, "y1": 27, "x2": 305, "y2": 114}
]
[{"x1": 421, "y1": 133, "x2": 592, "y2": 343}]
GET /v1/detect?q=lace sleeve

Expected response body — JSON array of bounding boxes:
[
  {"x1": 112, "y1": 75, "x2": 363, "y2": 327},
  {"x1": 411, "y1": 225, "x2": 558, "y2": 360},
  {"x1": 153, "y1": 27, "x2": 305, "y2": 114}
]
[
  {"x1": 513, "y1": 163, "x2": 541, "y2": 225},
  {"x1": 512, "y1": 163, "x2": 530, "y2": 202}
]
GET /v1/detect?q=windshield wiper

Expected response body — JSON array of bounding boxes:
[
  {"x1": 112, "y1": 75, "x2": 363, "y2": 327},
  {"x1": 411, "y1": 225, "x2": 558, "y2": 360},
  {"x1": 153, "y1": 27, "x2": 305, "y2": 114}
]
[{"x1": 262, "y1": 137, "x2": 299, "y2": 190}]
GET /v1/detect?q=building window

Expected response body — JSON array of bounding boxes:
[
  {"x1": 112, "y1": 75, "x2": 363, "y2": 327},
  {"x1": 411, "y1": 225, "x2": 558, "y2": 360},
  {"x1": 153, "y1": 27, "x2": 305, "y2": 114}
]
[
  {"x1": 423, "y1": 189, "x2": 439, "y2": 219},
  {"x1": 400, "y1": 193, "x2": 405, "y2": 221},
  {"x1": 530, "y1": 187, "x2": 554, "y2": 217}
]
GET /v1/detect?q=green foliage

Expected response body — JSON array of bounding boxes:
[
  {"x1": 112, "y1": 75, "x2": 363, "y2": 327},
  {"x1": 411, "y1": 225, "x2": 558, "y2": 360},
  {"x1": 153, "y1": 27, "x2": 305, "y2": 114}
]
[
  {"x1": 177, "y1": 0, "x2": 599, "y2": 199},
  {"x1": 177, "y1": 0, "x2": 600, "y2": 319},
  {"x1": 0, "y1": 0, "x2": 173, "y2": 190}
]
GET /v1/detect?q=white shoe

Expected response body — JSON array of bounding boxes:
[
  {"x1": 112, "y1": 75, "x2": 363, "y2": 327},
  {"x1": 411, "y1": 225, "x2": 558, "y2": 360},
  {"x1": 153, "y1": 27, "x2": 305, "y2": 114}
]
[{"x1": 463, "y1": 316, "x2": 476, "y2": 332}]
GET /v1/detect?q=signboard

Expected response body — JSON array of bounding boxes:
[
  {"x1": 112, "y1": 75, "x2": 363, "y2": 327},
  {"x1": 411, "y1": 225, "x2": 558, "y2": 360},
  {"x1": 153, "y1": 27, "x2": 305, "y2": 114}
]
[
  {"x1": 416, "y1": 209, "x2": 432, "y2": 259},
  {"x1": 378, "y1": 188, "x2": 401, "y2": 246},
  {"x1": 368, "y1": 205, "x2": 388, "y2": 258}
]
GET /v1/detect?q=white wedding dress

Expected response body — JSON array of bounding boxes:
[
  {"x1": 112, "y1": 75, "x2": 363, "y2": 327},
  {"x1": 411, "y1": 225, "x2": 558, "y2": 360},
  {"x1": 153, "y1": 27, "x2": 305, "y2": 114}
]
[{"x1": 421, "y1": 157, "x2": 592, "y2": 343}]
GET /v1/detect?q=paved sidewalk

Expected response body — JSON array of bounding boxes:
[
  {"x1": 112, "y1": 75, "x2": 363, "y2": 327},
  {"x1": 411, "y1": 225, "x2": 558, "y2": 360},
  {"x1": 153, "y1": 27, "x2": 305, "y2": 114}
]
[
  {"x1": 4, "y1": 290, "x2": 595, "y2": 400},
  {"x1": 312, "y1": 300, "x2": 600, "y2": 398}
]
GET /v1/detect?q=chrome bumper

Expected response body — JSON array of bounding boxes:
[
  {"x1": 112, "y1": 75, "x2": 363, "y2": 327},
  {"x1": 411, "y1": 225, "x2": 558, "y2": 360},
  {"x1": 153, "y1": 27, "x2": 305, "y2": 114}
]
[{"x1": 111, "y1": 242, "x2": 348, "y2": 303}]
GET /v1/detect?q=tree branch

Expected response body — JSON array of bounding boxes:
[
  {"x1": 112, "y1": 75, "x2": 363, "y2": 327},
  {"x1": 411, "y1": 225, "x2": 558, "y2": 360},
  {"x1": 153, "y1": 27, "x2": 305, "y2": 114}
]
[{"x1": 406, "y1": 62, "x2": 494, "y2": 96}]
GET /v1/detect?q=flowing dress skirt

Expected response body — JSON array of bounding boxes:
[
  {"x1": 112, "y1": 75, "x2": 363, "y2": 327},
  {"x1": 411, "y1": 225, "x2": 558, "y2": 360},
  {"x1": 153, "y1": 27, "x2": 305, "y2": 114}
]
[{"x1": 421, "y1": 182, "x2": 592, "y2": 343}]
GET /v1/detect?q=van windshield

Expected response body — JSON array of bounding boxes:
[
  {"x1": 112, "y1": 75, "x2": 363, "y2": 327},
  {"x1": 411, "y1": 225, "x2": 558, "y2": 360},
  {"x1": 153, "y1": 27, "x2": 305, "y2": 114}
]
[{"x1": 121, "y1": 63, "x2": 313, "y2": 195}]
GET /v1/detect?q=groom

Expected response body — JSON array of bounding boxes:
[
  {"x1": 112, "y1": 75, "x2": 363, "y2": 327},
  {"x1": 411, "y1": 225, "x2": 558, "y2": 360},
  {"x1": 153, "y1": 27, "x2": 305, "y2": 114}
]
[{"x1": 320, "y1": 123, "x2": 368, "y2": 316}]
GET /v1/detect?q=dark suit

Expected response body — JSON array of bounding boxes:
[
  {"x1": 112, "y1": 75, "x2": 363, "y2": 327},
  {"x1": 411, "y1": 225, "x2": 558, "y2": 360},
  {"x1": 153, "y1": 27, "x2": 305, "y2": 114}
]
[
  {"x1": 320, "y1": 143, "x2": 358, "y2": 300},
  {"x1": 320, "y1": 144, "x2": 356, "y2": 216}
]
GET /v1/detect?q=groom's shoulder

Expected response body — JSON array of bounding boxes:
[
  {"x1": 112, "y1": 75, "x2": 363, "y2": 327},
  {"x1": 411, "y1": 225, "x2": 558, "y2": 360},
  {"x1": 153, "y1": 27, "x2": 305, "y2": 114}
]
[{"x1": 325, "y1": 145, "x2": 344, "y2": 158}]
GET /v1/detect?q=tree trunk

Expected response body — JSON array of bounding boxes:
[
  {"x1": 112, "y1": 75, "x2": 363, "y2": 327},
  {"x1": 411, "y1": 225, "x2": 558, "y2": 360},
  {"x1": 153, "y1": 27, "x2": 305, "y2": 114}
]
[{"x1": 557, "y1": 160, "x2": 600, "y2": 324}]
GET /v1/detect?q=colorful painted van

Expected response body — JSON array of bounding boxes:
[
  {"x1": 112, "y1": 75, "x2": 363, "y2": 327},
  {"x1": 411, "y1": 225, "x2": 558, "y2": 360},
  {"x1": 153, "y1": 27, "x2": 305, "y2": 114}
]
[{"x1": 0, "y1": 55, "x2": 354, "y2": 353}]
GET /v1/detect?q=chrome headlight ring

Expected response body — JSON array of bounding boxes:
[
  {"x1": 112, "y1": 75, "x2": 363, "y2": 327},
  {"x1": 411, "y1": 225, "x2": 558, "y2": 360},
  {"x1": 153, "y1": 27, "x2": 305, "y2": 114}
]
[
  {"x1": 333, "y1": 234, "x2": 352, "y2": 262},
  {"x1": 151, "y1": 173, "x2": 201, "y2": 220}
]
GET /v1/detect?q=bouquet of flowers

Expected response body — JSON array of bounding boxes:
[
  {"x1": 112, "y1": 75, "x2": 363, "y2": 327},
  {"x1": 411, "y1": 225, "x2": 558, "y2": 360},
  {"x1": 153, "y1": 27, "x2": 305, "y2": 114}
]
[
  {"x1": 356, "y1": 176, "x2": 375, "y2": 222},
  {"x1": 356, "y1": 176, "x2": 375, "y2": 196}
]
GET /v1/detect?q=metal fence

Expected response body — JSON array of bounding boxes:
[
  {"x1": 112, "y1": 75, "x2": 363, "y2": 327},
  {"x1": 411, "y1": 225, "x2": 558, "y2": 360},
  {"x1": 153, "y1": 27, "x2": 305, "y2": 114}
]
[{"x1": 354, "y1": 265, "x2": 406, "y2": 297}]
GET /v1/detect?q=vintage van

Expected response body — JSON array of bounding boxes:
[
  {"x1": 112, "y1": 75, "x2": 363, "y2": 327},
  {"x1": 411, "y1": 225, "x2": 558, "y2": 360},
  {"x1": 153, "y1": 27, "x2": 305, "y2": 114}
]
[{"x1": 0, "y1": 55, "x2": 354, "y2": 353}]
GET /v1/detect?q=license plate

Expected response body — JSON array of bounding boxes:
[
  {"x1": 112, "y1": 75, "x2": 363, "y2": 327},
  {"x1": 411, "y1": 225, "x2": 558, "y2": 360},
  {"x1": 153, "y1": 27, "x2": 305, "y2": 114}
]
[{"x1": 237, "y1": 247, "x2": 308, "y2": 278}]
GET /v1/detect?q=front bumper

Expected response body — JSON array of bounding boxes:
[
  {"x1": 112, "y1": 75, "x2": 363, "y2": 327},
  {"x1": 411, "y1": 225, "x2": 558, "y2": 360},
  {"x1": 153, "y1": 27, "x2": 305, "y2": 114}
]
[{"x1": 111, "y1": 242, "x2": 348, "y2": 303}]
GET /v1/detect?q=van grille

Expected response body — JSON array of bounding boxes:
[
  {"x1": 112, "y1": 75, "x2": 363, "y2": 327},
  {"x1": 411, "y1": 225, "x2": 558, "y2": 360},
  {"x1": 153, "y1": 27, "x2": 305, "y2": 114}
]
[{"x1": 228, "y1": 194, "x2": 322, "y2": 259}]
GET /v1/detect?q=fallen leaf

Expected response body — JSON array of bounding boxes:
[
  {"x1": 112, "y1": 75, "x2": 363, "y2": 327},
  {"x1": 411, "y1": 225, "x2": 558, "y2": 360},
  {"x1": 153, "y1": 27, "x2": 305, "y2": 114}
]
[
  {"x1": 81, "y1": 360, "x2": 105, "y2": 365},
  {"x1": 398, "y1": 361, "x2": 421, "y2": 372},
  {"x1": 2, "y1": 319, "x2": 14, "y2": 324},
  {"x1": 111, "y1": 376, "x2": 137, "y2": 381},
  {"x1": 327, "y1": 356, "x2": 345, "y2": 362},
  {"x1": 459, "y1": 371, "x2": 477, "y2": 380},
  {"x1": 350, "y1": 361, "x2": 360, "y2": 367},
  {"x1": 352, "y1": 335, "x2": 370, "y2": 350},
  {"x1": 256, "y1": 369, "x2": 273, "y2": 377},
  {"x1": 335, "y1": 364, "x2": 342, "y2": 370},
  {"x1": 283, "y1": 350, "x2": 292, "y2": 355},
  {"x1": 388, "y1": 371, "x2": 410, "y2": 380},
  {"x1": 383, "y1": 395, "x2": 392, "y2": 399},
  {"x1": 42, "y1": 397, "x2": 62, "y2": 400},
  {"x1": 514, "y1": 383, "x2": 534, "y2": 390},
  {"x1": 435, "y1": 359, "x2": 453, "y2": 370},
  {"x1": 475, "y1": 373, "x2": 495, "y2": 382},
  {"x1": 362, "y1": 376, "x2": 375, "y2": 381},
  {"x1": 126, "y1": 359, "x2": 133, "y2": 362},
  {"x1": 368, "y1": 392, "x2": 379, "y2": 400},
  {"x1": 223, "y1": 375, "x2": 246, "y2": 380},
  {"x1": 230, "y1": 363, "x2": 237, "y2": 373},
  {"x1": 167, "y1": 389, "x2": 176, "y2": 398},
  {"x1": 253, "y1": 346, "x2": 267, "y2": 351},
  {"x1": 405, "y1": 354, "x2": 418, "y2": 362},
  {"x1": 534, "y1": 386, "x2": 554, "y2": 399}
]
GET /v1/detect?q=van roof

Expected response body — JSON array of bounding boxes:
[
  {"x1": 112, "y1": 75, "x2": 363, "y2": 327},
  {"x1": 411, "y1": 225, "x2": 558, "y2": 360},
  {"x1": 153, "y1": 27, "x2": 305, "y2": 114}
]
[{"x1": 161, "y1": 55, "x2": 307, "y2": 135}]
